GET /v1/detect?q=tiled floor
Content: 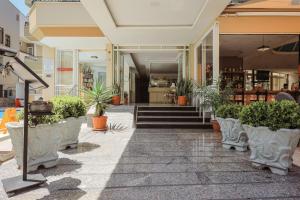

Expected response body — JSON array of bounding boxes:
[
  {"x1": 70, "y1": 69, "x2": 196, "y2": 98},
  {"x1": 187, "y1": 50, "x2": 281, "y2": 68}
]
[{"x1": 0, "y1": 106, "x2": 300, "y2": 199}]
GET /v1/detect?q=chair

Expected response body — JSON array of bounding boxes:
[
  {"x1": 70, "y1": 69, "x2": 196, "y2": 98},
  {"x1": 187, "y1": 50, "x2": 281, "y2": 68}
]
[
  {"x1": 275, "y1": 92, "x2": 295, "y2": 102},
  {"x1": 0, "y1": 108, "x2": 17, "y2": 134}
]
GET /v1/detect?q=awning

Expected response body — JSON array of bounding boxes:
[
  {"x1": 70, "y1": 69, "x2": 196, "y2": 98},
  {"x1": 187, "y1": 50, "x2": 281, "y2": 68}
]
[{"x1": 0, "y1": 48, "x2": 49, "y2": 89}]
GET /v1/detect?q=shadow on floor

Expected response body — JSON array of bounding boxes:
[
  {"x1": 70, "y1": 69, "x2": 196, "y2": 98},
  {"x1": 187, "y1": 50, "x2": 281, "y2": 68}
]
[
  {"x1": 36, "y1": 177, "x2": 86, "y2": 200},
  {"x1": 61, "y1": 142, "x2": 100, "y2": 155},
  {"x1": 35, "y1": 158, "x2": 82, "y2": 177}
]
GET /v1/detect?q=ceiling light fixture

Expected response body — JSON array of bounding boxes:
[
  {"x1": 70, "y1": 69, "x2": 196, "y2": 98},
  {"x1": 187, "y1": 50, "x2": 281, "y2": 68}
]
[{"x1": 257, "y1": 35, "x2": 270, "y2": 52}]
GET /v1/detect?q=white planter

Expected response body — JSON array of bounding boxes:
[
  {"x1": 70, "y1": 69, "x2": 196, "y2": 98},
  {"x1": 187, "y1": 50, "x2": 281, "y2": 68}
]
[
  {"x1": 7, "y1": 122, "x2": 62, "y2": 172},
  {"x1": 217, "y1": 117, "x2": 248, "y2": 152},
  {"x1": 243, "y1": 125, "x2": 300, "y2": 175},
  {"x1": 59, "y1": 116, "x2": 86, "y2": 150}
]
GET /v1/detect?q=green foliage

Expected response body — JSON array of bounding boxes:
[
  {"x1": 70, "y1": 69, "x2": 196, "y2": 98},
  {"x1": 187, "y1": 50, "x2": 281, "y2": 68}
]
[
  {"x1": 52, "y1": 96, "x2": 86, "y2": 119},
  {"x1": 112, "y1": 83, "x2": 121, "y2": 96},
  {"x1": 216, "y1": 104, "x2": 242, "y2": 119},
  {"x1": 82, "y1": 82, "x2": 112, "y2": 116},
  {"x1": 17, "y1": 110, "x2": 60, "y2": 127},
  {"x1": 176, "y1": 79, "x2": 194, "y2": 97},
  {"x1": 194, "y1": 79, "x2": 233, "y2": 117},
  {"x1": 267, "y1": 100, "x2": 300, "y2": 131},
  {"x1": 240, "y1": 100, "x2": 300, "y2": 131}
]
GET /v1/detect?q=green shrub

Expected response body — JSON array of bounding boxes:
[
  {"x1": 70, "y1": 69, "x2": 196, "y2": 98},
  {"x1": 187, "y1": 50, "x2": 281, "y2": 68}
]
[
  {"x1": 267, "y1": 100, "x2": 300, "y2": 131},
  {"x1": 17, "y1": 110, "x2": 60, "y2": 127},
  {"x1": 216, "y1": 104, "x2": 242, "y2": 119},
  {"x1": 239, "y1": 100, "x2": 300, "y2": 131},
  {"x1": 52, "y1": 96, "x2": 86, "y2": 119}
]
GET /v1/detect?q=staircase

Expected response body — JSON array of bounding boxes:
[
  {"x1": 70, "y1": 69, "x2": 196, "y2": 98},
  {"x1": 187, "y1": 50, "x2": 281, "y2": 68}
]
[{"x1": 135, "y1": 105, "x2": 212, "y2": 129}]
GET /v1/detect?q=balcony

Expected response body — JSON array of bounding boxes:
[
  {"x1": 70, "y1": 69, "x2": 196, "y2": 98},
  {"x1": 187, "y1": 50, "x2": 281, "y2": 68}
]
[
  {"x1": 25, "y1": 0, "x2": 80, "y2": 7},
  {"x1": 27, "y1": 0, "x2": 103, "y2": 40}
]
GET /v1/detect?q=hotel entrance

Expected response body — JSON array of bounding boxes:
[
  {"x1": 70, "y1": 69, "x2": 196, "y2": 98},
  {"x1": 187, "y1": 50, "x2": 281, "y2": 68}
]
[{"x1": 112, "y1": 46, "x2": 190, "y2": 104}]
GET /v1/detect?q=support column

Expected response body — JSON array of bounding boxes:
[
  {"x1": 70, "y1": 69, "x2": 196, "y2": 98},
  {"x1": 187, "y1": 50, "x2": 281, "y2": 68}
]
[{"x1": 213, "y1": 22, "x2": 220, "y2": 82}]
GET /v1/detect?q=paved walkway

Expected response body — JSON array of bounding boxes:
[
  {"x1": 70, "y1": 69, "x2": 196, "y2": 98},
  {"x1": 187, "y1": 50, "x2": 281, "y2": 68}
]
[{"x1": 0, "y1": 106, "x2": 300, "y2": 199}]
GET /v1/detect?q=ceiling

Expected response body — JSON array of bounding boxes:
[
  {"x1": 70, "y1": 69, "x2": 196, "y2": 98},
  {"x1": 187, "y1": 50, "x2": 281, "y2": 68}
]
[
  {"x1": 81, "y1": 0, "x2": 231, "y2": 45},
  {"x1": 220, "y1": 34, "x2": 299, "y2": 72},
  {"x1": 131, "y1": 52, "x2": 179, "y2": 76},
  {"x1": 79, "y1": 51, "x2": 107, "y2": 65}
]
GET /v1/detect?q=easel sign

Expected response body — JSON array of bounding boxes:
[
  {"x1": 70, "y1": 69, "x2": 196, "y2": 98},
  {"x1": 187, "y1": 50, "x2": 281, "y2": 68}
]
[{"x1": 0, "y1": 48, "x2": 49, "y2": 195}]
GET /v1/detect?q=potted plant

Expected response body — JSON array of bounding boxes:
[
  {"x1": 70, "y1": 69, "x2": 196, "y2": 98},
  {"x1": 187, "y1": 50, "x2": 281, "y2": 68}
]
[
  {"x1": 195, "y1": 81, "x2": 232, "y2": 133},
  {"x1": 176, "y1": 79, "x2": 193, "y2": 106},
  {"x1": 216, "y1": 104, "x2": 248, "y2": 151},
  {"x1": 112, "y1": 83, "x2": 121, "y2": 105},
  {"x1": 7, "y1": 113, "x2": 62, "y2": 172},
  {"x1": 240, "y1": 100, "x2": 300, "y2": 175},
  {"x1": 83, "y1": 82, "x2": 112, "y2": 130},
  {"x1": 52, "y1": 96, "x2": 87, "y2": 150}
]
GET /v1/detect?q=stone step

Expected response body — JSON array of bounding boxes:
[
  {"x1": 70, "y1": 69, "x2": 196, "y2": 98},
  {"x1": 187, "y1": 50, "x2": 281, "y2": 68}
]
[
  {"x1": 136, "y1": 121, "x2": 212, "y2": 129},
  {"x1": 137, "y1": 116, "x2": 210, "y2": 122},
  {"x1": 137, "y1": 110, "x2": 199, "y2": 116},
  {"x1": 138, "y1": 106, "x2": 196, "y2": 111}
]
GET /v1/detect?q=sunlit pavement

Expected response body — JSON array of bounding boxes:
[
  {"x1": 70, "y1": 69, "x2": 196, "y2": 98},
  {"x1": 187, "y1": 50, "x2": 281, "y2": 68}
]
[{"x1": 0, "y1": 105, "x2": 300, "y2": 200}]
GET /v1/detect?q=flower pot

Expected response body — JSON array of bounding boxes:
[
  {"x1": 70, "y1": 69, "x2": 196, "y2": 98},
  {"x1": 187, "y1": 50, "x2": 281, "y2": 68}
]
[
  {"x1": 211, "y1": 119, "x2": 221, "y2": 133},
  {"x1": 7, "y1": 122, "x2": 62, "y2": 172},
  {"x1": 217, "y1": 117, "x2": 248, "y2": 152},
  {"x1": 112, "y1": 95, "x2": 121, "y2": 105},
  {"x1": 92, "y1": 116, "x2": 108, "y2": 130},
  {"x1": 243, "y1": 125, "x2": 300, "y2": 175},
  {"x1": 178, "y1": 96, "x2": 187, "y2": 106},
  {"x1": 59, "y1": 116, "x2": 86, "y2": 150}
]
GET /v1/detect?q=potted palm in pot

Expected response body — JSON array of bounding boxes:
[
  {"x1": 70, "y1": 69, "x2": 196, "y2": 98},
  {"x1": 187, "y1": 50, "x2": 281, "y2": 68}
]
[
  {"x1": 112, "y1": 83, "x2": 121, "y2": 105},
  {"x1": 216, "y1": 104, "x2": 248, "y2": 151},
  {"x1": 176, "y1": 79, "x2": 193, "y2": 106},
  {"x1": 240, "y1": 100, "x2": 300, "y2": 175},
  {"x1": 83, "y1": 82, "x2": 112, "y2": 130}
]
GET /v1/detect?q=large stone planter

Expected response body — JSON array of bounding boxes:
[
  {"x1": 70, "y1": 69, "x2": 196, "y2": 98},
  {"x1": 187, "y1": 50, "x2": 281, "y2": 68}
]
[
  {"x1": 7, "y1": 122, "x2": 62, "y2": 172},
  {"x1": 243, "y1": 125, "x2": 300, "y2": 175},
  {"x1": 59, "y1": 116, "x2": 86, "y2": 150},
  {"x1": 217, "y1": 117, "x2": 248, "y2": 152}
]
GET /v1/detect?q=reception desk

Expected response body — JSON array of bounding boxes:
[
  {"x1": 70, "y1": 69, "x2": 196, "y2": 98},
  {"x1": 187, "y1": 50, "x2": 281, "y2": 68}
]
[{"x1": 148, "y1": 87, "x2": 173, "y2": 104}]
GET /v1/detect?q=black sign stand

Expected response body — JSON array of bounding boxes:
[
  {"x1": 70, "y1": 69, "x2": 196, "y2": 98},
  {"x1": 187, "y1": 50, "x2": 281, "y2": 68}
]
[{"x1": 0, "y1": 54, "x2": 50, "y2": 195}]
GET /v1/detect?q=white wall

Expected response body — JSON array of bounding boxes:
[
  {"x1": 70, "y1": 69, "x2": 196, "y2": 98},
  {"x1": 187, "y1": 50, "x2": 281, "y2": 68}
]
[
  {"x1": 0, "y1": 0, "x2": 21, "y2": 96},
  {"x1": 0, "y1": 0, "x2": 20, "y2": 52}
]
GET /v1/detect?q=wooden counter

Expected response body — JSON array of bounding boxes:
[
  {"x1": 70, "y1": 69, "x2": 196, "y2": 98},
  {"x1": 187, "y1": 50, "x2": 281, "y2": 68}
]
[{"x1": 148, "y1": 87, "x2": 173, "y2": 104}]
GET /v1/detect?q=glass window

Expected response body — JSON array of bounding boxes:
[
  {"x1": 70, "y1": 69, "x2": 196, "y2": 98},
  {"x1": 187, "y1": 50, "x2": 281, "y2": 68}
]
[
  {"x1": 5, "y1": 34, "x2": 10, "y2": 47},
  {"x1": 56, "y1": 50, "x2": 75, "y2": 95},
  {"x1": 0, "y1": 27, "x2": 3, "y2": 44}
]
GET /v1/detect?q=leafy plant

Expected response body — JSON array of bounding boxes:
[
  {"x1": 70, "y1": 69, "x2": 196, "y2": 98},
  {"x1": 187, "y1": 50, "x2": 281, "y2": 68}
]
[
  {"x1": 240, "y1": 100, "x2": 300, "y2": 131},
  {"x1": 82, "y1": 82, "x2": 112, "y2": 117},
  {"x1": 216, "y1": 104, "x2": 242, "y2": 119},
  {"x1": 112, "y1": 83, "x2": 121, "y2": 96},
  {"x1": 194, "y1": 79, "x2": 233, "y2": 118},
  {"x1": 176, "y1": 79, "x2": 194, "y2": 97},
  {"x1": 52, "y1": 96, "x2": 86, "y2": 119},
  {"x1": 17, "y1": 110, "x2": 60, "y2": 127}
]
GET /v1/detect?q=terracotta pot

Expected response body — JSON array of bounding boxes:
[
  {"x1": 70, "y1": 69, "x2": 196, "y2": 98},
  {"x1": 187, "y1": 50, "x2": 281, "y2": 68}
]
[
  {"x1": 112, "y1": 95, "x2": 121, "y2": 105},
  {"x1": 178, "y1": 96, "x2": 187, "y2": 106},
  {"x1": 211, "y1": 119, "x2": 221, "y2": 133},
  {"x1": 92, "y1": 116, "x2": 107, "y2": 130}
]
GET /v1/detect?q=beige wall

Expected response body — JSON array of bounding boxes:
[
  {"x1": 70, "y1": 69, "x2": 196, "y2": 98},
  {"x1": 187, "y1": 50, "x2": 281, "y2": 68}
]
[
  {"x1": 106, "y1": 43, "x2": 113, "y2": 88},
  {"x1": 219, "y1": 16, "x2": 300, "y2": 34}
]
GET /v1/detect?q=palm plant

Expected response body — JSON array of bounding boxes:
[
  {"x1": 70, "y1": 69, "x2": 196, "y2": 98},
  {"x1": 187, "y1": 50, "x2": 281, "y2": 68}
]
[
  {"x1": 82, "y1": 82, "x2": 112, "y2": 117},
  {"x1": 176, "y1": 79, "x2": 194, "y2": 97}
]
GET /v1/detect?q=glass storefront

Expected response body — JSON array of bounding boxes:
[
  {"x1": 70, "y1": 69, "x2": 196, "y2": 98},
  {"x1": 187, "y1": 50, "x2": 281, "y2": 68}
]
[{"x1": 195, "y1": 23, "x2": 219, "y2": 86}]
